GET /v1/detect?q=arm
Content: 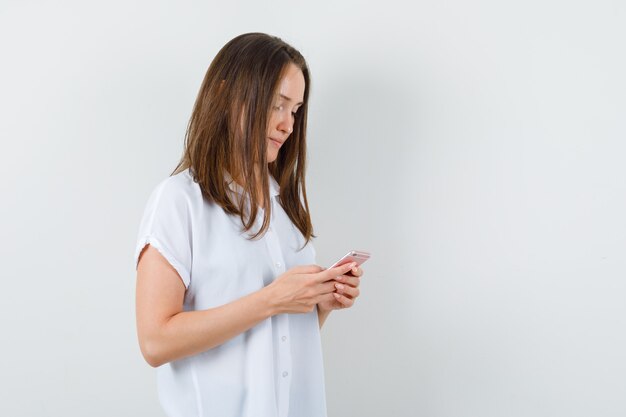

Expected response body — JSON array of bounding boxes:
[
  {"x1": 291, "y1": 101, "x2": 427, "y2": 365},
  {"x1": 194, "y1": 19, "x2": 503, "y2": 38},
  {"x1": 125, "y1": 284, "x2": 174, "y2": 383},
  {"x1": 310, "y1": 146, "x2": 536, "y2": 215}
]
[
  {"x1": 136, "y1": 244, "x2": 350, "y2": 367},
  {"x1": 317, "y1": 306, "x2": 331, "y2": 329},
  {"x1": 136, "y1": 245, "x2": 275, "y2": 367}
]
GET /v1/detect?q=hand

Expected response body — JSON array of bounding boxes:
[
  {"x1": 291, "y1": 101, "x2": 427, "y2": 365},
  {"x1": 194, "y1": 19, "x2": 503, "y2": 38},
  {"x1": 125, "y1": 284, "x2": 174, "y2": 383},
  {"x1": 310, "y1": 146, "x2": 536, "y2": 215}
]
[
  {"x1": 265, "y1": 262, "x2": 357, "y2": 315},
  {"x1": 317, "y1": 265, "x2": 363, "y2": 313}
]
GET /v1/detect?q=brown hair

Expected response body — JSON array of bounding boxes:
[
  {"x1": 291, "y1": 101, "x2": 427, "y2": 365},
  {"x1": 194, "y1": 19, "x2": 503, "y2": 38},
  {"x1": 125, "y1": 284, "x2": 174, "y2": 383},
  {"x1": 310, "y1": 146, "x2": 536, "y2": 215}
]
[{"x1": 171, "y1": 32, "x2": 314, "y2": 245}]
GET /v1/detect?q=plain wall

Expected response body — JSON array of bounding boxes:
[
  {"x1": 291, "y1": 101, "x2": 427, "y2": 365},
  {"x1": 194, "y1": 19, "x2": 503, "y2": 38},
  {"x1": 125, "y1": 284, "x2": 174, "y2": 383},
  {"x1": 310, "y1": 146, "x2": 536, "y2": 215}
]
[{"x1": 1, "y1": 1, "x2": 624, "y2": 416}]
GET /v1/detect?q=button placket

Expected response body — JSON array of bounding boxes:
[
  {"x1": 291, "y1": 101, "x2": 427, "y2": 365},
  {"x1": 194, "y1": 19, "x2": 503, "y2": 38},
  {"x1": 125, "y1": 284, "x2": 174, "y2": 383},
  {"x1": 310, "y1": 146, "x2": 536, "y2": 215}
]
[
  {"x1": 276, "y1": 314, "x2": 292, "y2": 417},
  {"x1": 263, "y1": 202, "x2": 292, "y2": 417},
  {"x1": 265, "y1": 225, "x2": 285, "y2": 277}
]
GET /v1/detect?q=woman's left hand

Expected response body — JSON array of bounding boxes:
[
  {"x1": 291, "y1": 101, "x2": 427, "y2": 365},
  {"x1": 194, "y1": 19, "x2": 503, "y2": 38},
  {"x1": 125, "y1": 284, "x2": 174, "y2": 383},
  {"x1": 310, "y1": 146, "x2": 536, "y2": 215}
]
[{"x1": 317, "y1": 265, "x2": 363, "y2": 313}]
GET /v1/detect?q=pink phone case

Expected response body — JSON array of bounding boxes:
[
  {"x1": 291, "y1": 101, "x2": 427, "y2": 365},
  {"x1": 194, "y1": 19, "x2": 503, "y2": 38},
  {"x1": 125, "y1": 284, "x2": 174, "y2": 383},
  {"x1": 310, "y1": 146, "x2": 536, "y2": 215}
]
[{"x1": 329, "y1": 250, "x2": 371, "y2": 268}]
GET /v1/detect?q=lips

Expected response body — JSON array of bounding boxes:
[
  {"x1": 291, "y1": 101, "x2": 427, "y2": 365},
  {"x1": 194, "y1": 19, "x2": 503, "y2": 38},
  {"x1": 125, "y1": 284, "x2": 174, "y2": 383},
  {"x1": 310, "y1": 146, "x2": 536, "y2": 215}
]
[{"x1": 269, "y1": 137, "x2": 284, "y2": 147}]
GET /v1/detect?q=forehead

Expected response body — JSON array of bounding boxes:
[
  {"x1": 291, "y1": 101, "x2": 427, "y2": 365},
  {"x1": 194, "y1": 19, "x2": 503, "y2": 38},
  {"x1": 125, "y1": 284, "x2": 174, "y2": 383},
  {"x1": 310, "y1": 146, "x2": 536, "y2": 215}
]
[{"x1": 276, "y1": 63, "x2": 305, "y2": 103}]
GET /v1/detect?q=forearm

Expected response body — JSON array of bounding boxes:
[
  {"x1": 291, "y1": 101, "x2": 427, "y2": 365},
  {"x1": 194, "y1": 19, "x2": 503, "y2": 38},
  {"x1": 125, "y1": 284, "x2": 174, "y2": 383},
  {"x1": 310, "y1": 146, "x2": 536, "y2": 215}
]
[
  {"x1": 142, "y1": 288, "x2": 274, "y2": 367},
  {"x1": 317, "y1": 306, "x2": 331, "y2": 329}
]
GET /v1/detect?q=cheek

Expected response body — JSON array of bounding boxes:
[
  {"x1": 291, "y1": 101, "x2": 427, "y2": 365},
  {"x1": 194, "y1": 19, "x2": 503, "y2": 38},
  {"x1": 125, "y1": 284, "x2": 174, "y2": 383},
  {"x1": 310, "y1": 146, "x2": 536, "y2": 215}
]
[
  {"x1": 266, "y1": 143, "x2": 278, "y2": 162},
  {"x1": 267, "y1": 114, "x2": 280, "y2": 130}
]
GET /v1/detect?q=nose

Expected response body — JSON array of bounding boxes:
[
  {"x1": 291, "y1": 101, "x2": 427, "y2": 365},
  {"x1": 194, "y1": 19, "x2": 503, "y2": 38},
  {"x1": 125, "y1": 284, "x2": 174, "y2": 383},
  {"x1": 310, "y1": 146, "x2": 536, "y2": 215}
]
[{"x1": 277, "y1": 113, "x2": 294, "y2": 135}]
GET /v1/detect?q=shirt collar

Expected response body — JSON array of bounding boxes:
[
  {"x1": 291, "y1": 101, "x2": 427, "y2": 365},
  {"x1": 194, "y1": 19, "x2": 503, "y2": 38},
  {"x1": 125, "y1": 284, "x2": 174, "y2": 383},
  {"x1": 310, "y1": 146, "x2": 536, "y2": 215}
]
[{"x1": 224, "y1": 170, "x2": 280, "y2": 198}]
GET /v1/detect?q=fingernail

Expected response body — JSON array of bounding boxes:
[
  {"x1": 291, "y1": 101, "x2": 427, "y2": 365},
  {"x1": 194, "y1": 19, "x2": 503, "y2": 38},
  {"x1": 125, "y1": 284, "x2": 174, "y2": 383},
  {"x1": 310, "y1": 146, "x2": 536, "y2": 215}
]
[
  {"x1": 333, "y1": 293, "x2": 341, "y2": 299},
  {"x1": 336, "y1": 275, "x2": 344, "y2": 281},
  {"x1": 350, "y1": 262, "x2": 357, "y2": 268},
  {"x1": 335, "y1": 283, "x2": 344, "y2": 290}
]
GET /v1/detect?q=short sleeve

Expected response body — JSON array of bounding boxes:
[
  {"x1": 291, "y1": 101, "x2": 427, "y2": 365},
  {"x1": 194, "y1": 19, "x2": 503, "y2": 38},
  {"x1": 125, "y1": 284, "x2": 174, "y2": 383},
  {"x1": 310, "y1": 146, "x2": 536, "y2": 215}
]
[{"x1": 134, "y1": 178, "x2": 193, "y2": 288}]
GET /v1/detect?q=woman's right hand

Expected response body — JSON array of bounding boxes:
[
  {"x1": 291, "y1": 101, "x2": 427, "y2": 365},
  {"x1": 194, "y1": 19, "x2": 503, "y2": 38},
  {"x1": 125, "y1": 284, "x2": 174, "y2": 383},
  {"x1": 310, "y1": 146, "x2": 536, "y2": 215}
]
[{"x1": 265, "y1": 262, "x2": 357, "y2": 314}]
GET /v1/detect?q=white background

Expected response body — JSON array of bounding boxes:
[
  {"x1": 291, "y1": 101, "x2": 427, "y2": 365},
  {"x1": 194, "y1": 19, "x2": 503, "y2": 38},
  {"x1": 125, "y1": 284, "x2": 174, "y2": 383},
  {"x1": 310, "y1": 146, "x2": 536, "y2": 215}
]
[{"x1": 1, "y1": 1, "x2": 625, "y2": 416}]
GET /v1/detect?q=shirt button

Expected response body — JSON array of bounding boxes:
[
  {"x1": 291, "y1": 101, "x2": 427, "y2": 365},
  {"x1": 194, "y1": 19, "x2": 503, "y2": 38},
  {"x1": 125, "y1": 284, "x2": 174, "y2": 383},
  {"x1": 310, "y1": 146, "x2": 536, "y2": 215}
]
[
  {"x1": 282, "y1": 371, "x2": 289, "y2": 378},
  {"x1": 276, "y1": 262, "x2": 282, "y2": 268},
  {"x1": 281, "y1": 336, "x2": 287, "y2": 342}
]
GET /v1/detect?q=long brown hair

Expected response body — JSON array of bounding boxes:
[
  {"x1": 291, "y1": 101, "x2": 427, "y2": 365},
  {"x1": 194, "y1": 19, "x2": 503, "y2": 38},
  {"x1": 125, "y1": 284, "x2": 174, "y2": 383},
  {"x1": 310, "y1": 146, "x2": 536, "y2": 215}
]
[{"x1": 171, "y1": 33, "x2": 314, "y2": 245}]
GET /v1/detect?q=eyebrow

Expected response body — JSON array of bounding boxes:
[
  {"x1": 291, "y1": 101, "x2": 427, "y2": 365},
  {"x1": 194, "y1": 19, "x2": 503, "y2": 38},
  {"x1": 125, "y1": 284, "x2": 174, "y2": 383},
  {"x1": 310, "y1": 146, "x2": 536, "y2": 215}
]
[{"x1": 279, "y1": 94, "x2": 303, "y2": 106}]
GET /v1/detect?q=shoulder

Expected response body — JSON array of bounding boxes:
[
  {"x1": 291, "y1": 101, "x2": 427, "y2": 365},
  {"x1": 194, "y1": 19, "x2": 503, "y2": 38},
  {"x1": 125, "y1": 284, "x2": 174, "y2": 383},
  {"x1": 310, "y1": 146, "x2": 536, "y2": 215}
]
[
  {"x1": 149, "y1": 168, "x2": 202, "y2": 208},
  {"x1": 138, "y1": 169, "x2": 206, "y2": 230}
]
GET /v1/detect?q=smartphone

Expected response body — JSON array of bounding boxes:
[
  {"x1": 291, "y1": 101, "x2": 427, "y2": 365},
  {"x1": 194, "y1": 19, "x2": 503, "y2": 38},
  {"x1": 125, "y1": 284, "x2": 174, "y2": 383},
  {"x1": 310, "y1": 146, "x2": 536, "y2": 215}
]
[{"x1": 329, "y1": 250, "x2": 371, "y2": 269}]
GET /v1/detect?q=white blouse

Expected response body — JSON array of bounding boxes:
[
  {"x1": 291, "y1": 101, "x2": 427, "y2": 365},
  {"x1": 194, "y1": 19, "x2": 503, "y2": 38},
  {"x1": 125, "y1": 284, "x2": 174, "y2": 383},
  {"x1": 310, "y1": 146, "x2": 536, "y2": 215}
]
[{"x1": 134, "y1": 168, "x2": 327, "y2": 417}]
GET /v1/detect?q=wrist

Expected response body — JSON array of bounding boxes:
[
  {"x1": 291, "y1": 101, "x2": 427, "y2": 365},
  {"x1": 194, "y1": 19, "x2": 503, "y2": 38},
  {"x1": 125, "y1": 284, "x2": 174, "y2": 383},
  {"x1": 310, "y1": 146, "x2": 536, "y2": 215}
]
[{"x1": 258, "y1": 284, "x2": 280, "y2": 317}]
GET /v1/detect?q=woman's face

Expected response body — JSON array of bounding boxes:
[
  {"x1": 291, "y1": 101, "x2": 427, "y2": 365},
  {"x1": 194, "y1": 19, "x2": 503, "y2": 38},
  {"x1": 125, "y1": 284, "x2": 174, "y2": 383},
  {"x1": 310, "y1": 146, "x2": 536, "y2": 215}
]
[{"x1": 266, "y1": 63, "x2": 305, "y2": 163}]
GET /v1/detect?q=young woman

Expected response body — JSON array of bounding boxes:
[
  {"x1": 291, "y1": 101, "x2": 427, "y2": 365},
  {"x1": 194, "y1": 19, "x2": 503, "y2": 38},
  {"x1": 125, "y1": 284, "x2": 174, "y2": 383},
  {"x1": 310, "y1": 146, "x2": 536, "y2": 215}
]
[{"x1": 134, "y1": 33, "x2": 363, "y2": 417}]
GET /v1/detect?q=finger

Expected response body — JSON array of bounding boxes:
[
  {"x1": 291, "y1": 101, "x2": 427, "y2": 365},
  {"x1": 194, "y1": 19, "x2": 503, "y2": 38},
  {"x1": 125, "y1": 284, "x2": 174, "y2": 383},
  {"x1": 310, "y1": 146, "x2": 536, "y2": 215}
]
[
  {"x1": 349, "y1": 266, "x2": 363, "y2": 277},
  {"x1": 334, "y1": 275, "x2": 360, "y2": 287},
  {"x1": 333, "y1": 292, "x2": 355, "y2": 308},
  {"x1": 334, "y1": 282, "x2": 360, "y2": 299},
  {"x1": 317, "y1": 292, "x2": 337, "y2": 305},
  {"x1": 318, "y1": 262, "x2": 356, "y2": 282},
  {"x1": 292, "y1": 264, "x2": 324, "y2": 274},
  {"x1": 317, "y1": 281, "x2": 340, "y2": 294}
]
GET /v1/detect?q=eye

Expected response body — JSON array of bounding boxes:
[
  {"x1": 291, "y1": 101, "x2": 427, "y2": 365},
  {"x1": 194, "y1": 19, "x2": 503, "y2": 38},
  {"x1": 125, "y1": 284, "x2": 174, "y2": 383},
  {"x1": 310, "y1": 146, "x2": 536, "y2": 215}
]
[{"x1": 273, "y1": 103, "x2": 298, "y2": 117}]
